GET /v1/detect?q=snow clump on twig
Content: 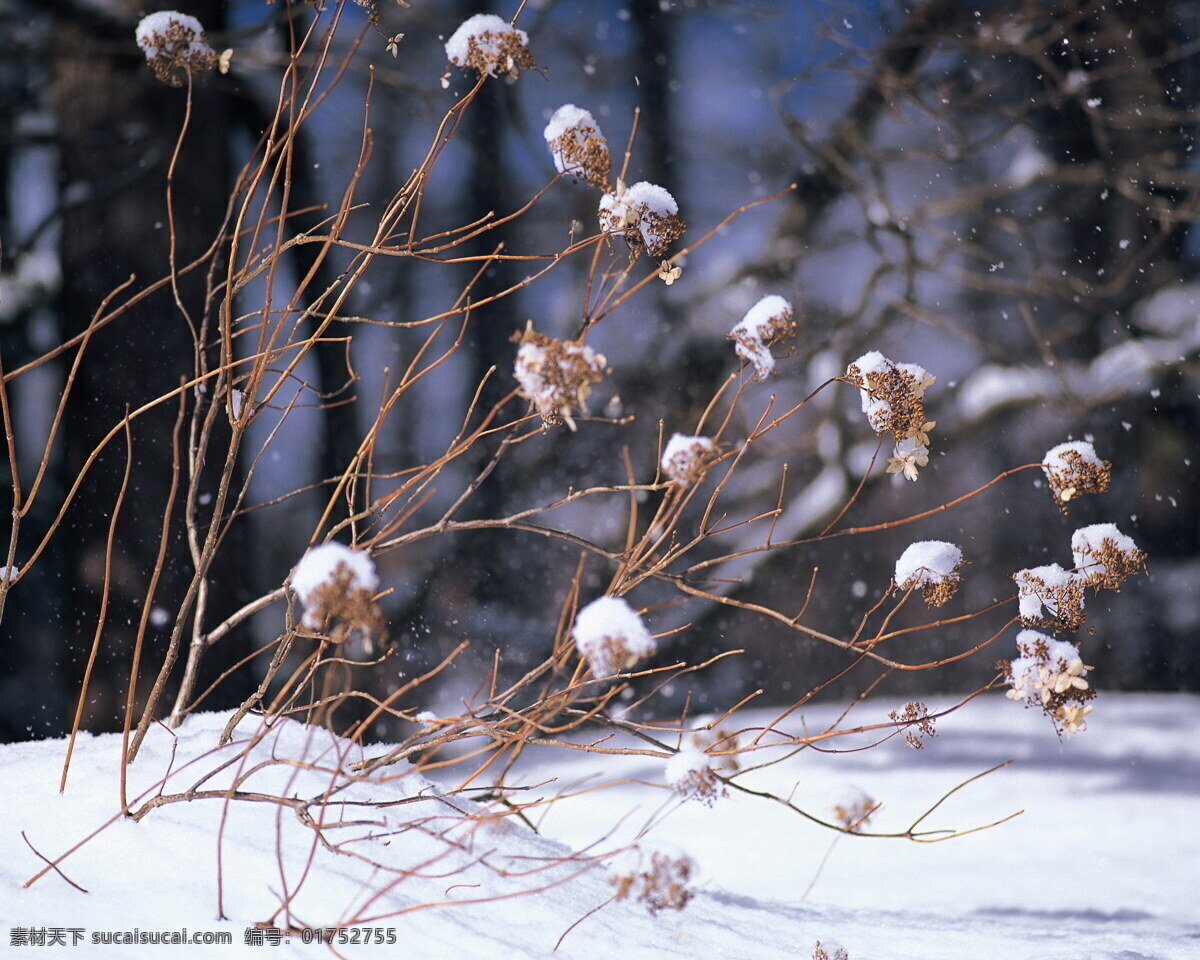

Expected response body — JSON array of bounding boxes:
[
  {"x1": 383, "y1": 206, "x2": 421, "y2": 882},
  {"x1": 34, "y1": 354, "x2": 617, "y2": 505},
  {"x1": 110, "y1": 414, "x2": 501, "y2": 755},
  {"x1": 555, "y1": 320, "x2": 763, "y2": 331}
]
[
  {"x1": 665, "y1": 729, "x2": 739, "y2": 805},
  {"x1": 544, "y1": 105, "x2": 610, "y2": 189},
  {"x1": 1013, "y1": 563, "x2": 1087, "y2": 632},
  {"x1": 1005, "y1": 629, "x2": 1094, "y2": 734},
  {"x1": 572, "y1": 595, "x2": 655, "y2": 677},
  {"x1": 135, "y1": 11, "x2": 218, "y2": 85},
  {"x1": 512, "y1": 324, "x2": 607, "y2": 430},
  {"x1": 895, "y1": 540, "x2": 963, "y2": 607},
  {"x1": 291, "y1": 542, "x2": 383, "y2": 642},
  {"x1": 607, "y1": 841, "x2": 695, "y2": 912},
  {"x1": 846, "y1": 352, "x2": 936, "y2": 481},
  {"x1": 598, "y1": 181, "x2": 685, "y2": 258},
  {"x1": 727, "y1": 295, "x2": 795, "y2": 381},
  {"x1": 1042, "y1": 440, "x2": 1111, "y2": 508},
  {"x1": 660, "y1": 434, "x2": 717, "y2": 484},
  {"x1": 1071, "y1": 522, "x2": 1146, "y2": 590},
  {"x1": 445, "y1": 14, "x2": 534, "y2": 80}
]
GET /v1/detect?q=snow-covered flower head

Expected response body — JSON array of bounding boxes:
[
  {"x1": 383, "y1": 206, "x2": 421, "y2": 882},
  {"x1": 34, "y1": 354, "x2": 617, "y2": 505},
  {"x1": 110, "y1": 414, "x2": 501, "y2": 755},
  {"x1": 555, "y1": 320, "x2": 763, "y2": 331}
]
[
  {"x1": 1013, "y1": 563, "x2": 1087, "y2": 632},
  {"x1": 665, "y1": 729, "x2": 739, "y2": 805},
  {"x1": 135, "y1": 11, "x2": 217, "y2": 86},
  {"x1": 598, "y1": 181, "x2": 685, "y2": 258},
  {"x1": 1042, "y1": 440, "x2": 1111, "y2": 508},
  {"x1": 291, "y1": 542, "x2": 383, "y2": 642},
  {"x1": 1071, "y1": 523, "x2": 1146, "y2": 590},
  {"x1": 727, "y1": 295, "x2": 795, "y2": 381},
  {"x1": 812, "y1": 942, "x2": 850, "y2": 960},
  {"x1": 607, "y1": 841, "x2": 695, "y2": 913},
  {"x1": 544, "y1": 105, "x2": 610, "y2": 189},
  {"x1": 846, "y1": 352, "x2": 935, "y2": 442},
  {"x1": 895, "y1": 540, "x2": 963, "y2": 607},
  {"x1": 445, "y1": 14, "x2": 534, "y2": 80},
  {"x1": 660, "y1": 434, "x2": 717, "y2": 485},
  {"x1": 512, "y1": 325, "x2": 606, "y2": 431},
  {"x1": 572, "y1": 595, "x2": 655, "y2": 678},
  {"x1": 1005, "y1": 629, "x2": 1094, "y2": 734}
]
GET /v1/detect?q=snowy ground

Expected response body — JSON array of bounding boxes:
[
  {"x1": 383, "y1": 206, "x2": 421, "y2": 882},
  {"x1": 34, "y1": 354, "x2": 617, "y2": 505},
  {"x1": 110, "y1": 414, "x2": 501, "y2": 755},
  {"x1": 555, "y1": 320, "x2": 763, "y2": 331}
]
[{"x1": 2, "y1": 693, "x2": 1197, "y2": 959}]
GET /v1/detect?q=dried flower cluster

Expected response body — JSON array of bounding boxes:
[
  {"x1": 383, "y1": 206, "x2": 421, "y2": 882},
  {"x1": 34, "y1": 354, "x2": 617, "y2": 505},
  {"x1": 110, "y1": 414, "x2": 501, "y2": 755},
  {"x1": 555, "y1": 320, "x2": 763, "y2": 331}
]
[
  {"x1": 1042, "y1": 440, "x2": 1111, "y2": 509},
  {"x1": 812, "y1": 942, "x2": 850, "y2": 960},
  {"x1": 1005, "y1": 629, "x2": 1095, "y2": 734},
  {"x1": 1007, "y1": 511, "x2": 1145, "y2": 733},
  {"x1": 290, "y1": 542, "x2": 384, "y2": 644},
  {"x1": 894, "y1": 540, "x2": 964, "y2": 607},
  {"x1": 1014, "y1": 563, "x2": 1088, "y2": 632},
  {"x1": 444, "y1": 14, "x2": 535, "y2": 80},
  {"x1": 543, "y1": 105, "x2": 611, "y2": 189},
  {"x1": 665, "y1": 729, "x2": 739, "y2": 805},
  {"x1": 572, "y1": 595, "x2": 656, "y2": 678},
  {"x1": 1071, "y1": 522, "x2": 1147, "y2": 591},
  {"x1": 727, "y1": 295, "x2": 795, "y2": 381},
  {"x1": 889, "y1": 700, "x2": 938, "y2": 749},
  {"x1": 607, "y1": 844, "x2": 695, "y2": 913},
  {"x1": 831, "y1": 787, "x2": 877, "y2": 832},
  {"x1": 598, "y1": 180, "x2": 685, "y2": 258},
  {"x1": 512, "y1": 325, "x2": 607, "y2": 430},
  {"x1": 660, "y1": 433, "x2": 717, "y2": 484},
  {"x1": 135, "y1": 11, "x2": 217, "y2": 86},
  {"x1": 847, "y1": 351, "x2": 936, "y2": 481}
]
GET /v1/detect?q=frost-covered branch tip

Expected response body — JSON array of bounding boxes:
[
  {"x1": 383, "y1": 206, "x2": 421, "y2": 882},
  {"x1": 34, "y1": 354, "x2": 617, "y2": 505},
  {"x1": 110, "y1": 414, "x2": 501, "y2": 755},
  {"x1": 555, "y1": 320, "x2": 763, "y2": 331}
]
[
  {"x1": 572, "y1": 595, "x2": 655, "y2": 677},
  {"x1": 727, "y1": 295, "x2": 795, "y2": 381},
  {"x1": 444, "y1": 14, "x2": 534, "y2": 80},
  {"x1": 544, "y1": 105, "x2": 610, "y2": 189},
  {"x1": 135, "y1": 11, "x2": 217, "y2": 86},
  {"x1": 598, "y1": 181, "x2": 685, "y2": 258}
]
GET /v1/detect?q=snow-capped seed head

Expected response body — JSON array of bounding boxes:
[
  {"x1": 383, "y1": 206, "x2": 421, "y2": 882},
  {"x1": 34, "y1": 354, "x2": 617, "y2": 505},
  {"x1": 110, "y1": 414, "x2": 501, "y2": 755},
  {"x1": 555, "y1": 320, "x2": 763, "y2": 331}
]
[
  {"x1": 511, "y1": 325, "x2": 606, "y2": 431},
  {"x1": 1005, "y1": 629, "x2": 1095, "y2": 734},
  {"x1": 291, "y1": 542, "x2": 384, "y2": 642},
  {"x1": 846, "y1": 352, "x2": 935, "y2": 441},
  {"x1": 665, "y1": 729, "x2": 738, "y2": 805},
  {"x1": 544, "y1": 104, "x2": 610, "y2": 189},
  {"x1": 607, "y1": 842, "x2": 695, "y2": 913},
  {"x1": 135, "y1": 11, "x2": 217, "y2": 86},
  {"x1": 812, "y1": 942, "x2": 850, "y2": 960},
  {"x1": 1070, "y1": 523, "x2": 1146, "y2": 590},
  {"x1": 572, "y1": 595, "x2": 655, "y2": 678},
  {"x1": 894, "y1": 541, "x2": 963, "y2": 607},
  {"x1": 660, "y1": 434, "x2": 717, "y2": 484},
  {"x1": 1042, "y1": 441, "x2": 1111, "y2": 508},
  {"x1": 598, "y1": 181, "x2": 685, "y2": 258},
  {"x1": 445, "y1": 14, "x2": 534, "y2": 79},
  {"x1": 727, "y1": 295, "x2": 795, "y2": 381},
  {"x1": 1013, "y1": 563, "x2": 1087, "y2": 631}
]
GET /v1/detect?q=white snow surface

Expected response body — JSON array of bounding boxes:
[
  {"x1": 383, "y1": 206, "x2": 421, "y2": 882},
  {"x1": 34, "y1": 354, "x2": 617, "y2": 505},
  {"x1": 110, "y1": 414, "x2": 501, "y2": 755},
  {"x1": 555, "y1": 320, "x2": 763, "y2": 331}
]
[
  {"x1": 290, "y1": 542, "x2": 378, "y2": 605},
  {"x1": 444, "y1": 14, "x2": 528, "y2": 66},
  {"x1": 135, "y1": 11, "x2": 211, "y2": 59},
  {"x1": 894, "y1": 540, "x2": 962, "y2": 589},
  {"x1": 3, "y1": 695, "x2": 1198, "y2": 957}
]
